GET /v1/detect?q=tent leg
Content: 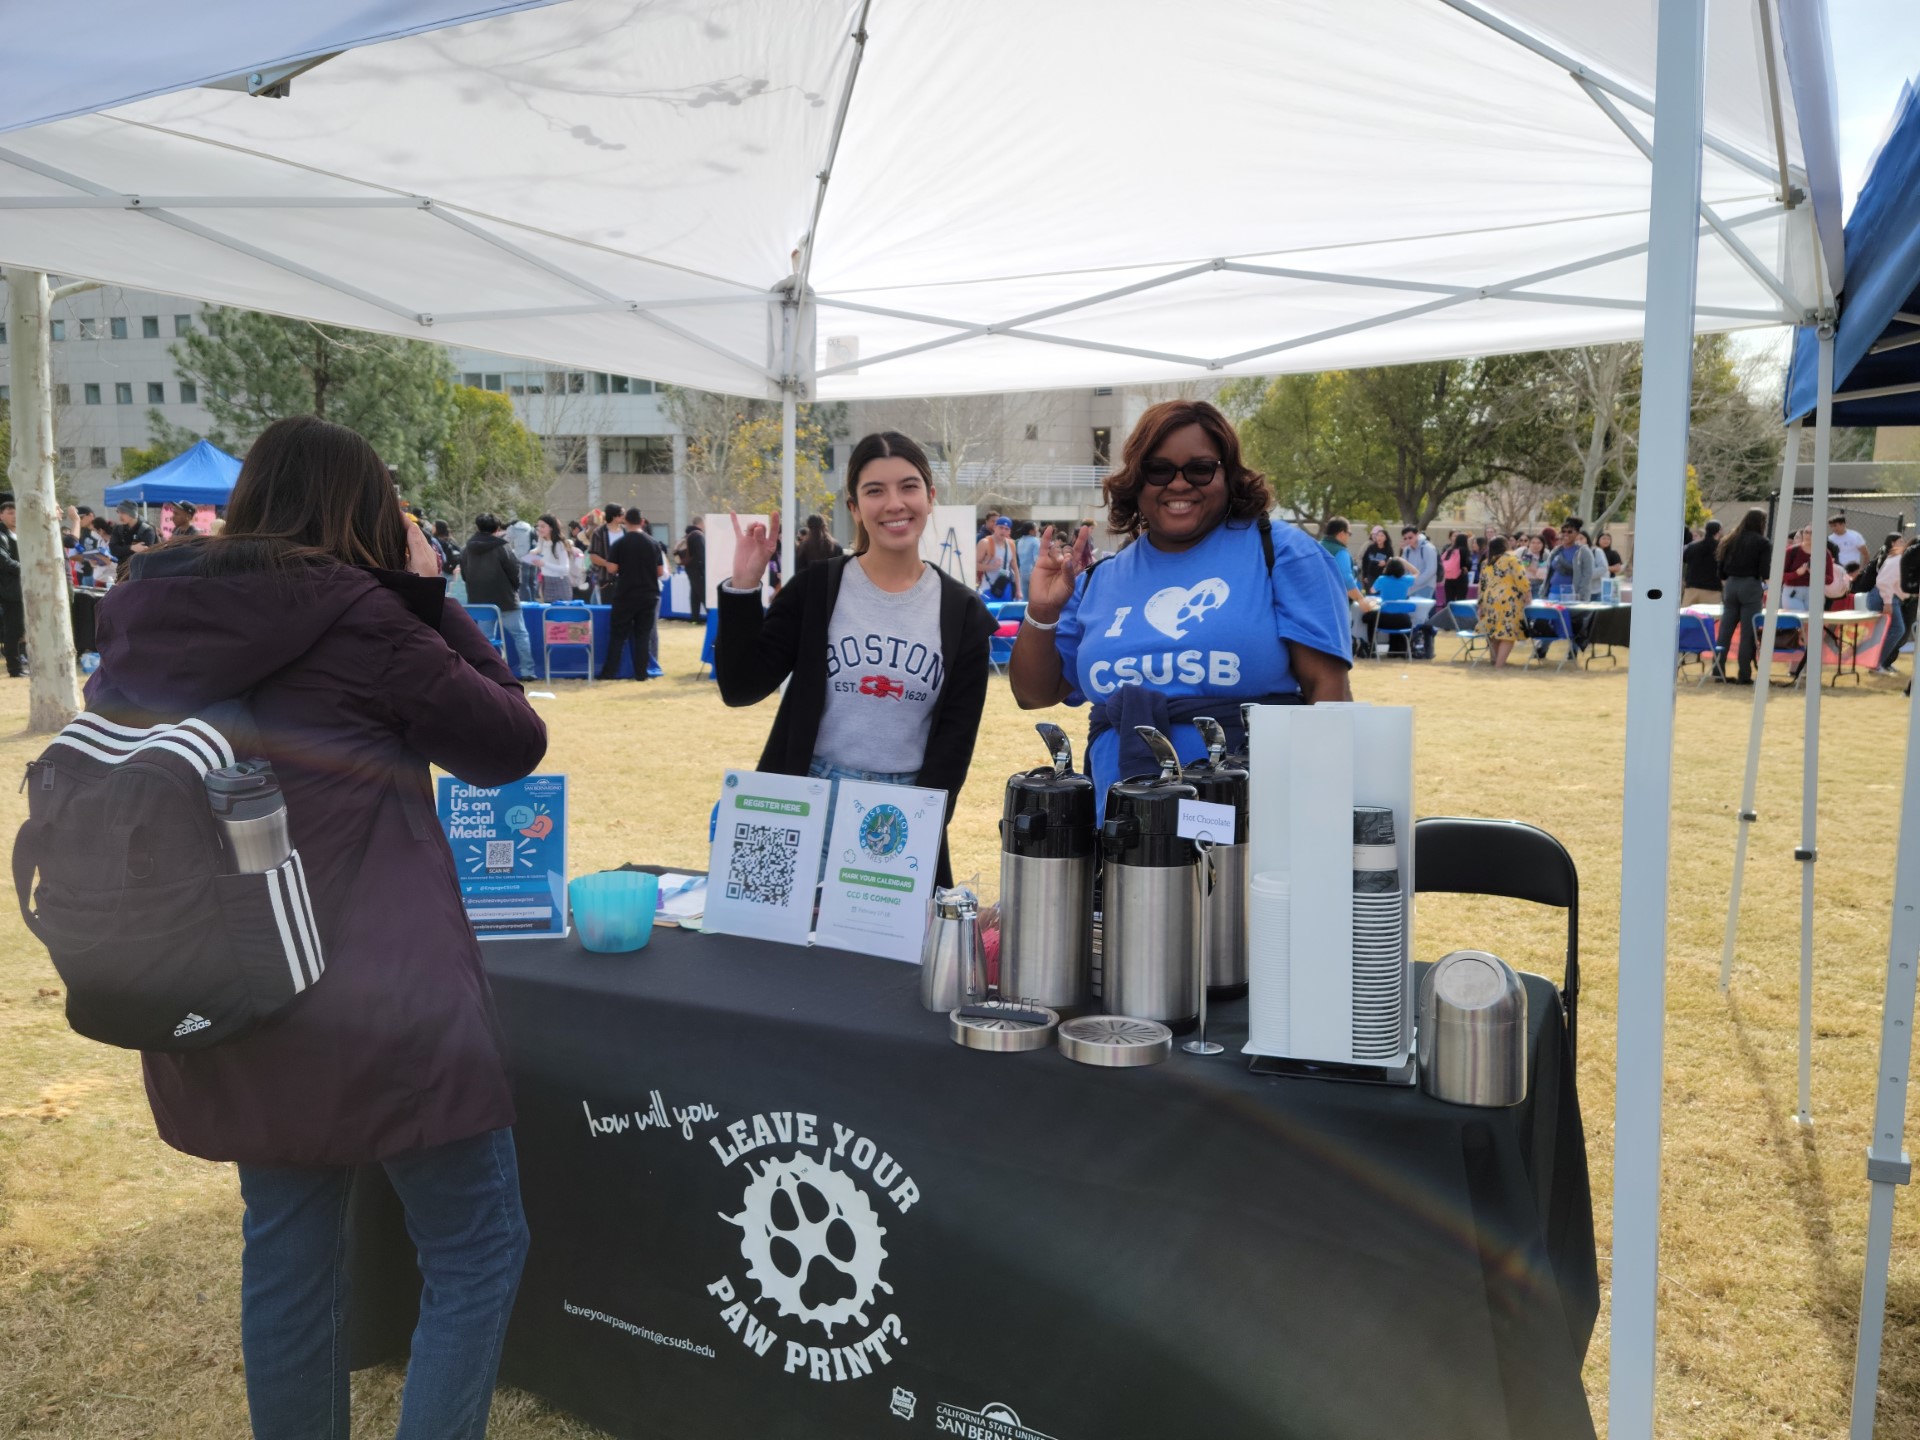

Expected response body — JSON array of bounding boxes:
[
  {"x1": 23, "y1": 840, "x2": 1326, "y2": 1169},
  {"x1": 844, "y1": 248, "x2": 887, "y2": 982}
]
[
  {"x1": 1723, "y1": 427, "x2": 1803, "y2": 991},
  {"x1": 1797, "y1": 331, "x2": 1835, "y2": 1128},
  {"x1": 1847, "y1": 661, "x2": 1920, "y2": 1439},
  {"x1": 780, "y1": 393, "x2": 797, "y2": 585},
  {"x1": 1, "y1": 268, "x2": 83, "y2": 733},
  {"x1": 1608, "y1": 0, "x2": 1707, "y2": 1434}
]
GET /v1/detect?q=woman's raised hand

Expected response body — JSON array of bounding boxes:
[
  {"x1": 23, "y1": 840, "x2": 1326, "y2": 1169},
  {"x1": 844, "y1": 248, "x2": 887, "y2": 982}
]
[
  {"x1": 1025, "y1": 524, "x2": 1092, "y2": 623},
  {"x1": 729, "y1": 510, "x2": 781, "y2": 590}
]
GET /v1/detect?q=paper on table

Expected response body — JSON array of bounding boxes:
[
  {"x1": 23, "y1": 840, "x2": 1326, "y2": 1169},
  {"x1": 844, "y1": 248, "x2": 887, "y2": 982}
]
[{"x1": 656, "y1": 874, "x2": 707, "y2": 921}]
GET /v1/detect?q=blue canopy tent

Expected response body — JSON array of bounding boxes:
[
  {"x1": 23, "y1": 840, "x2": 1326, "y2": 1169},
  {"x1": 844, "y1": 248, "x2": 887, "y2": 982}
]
[
  {"x1": 1770, "y1": 76, "x2": 1920, "y2": 1440},
  {"x1": 101, "y1": 439, "x2": 240, "y2": 507}
]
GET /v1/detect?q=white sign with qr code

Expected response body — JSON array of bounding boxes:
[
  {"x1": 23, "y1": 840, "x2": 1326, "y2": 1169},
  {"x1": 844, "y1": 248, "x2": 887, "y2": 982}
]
[{"x1": 702, "y1": 770, "x2": 832, "y2": 948}]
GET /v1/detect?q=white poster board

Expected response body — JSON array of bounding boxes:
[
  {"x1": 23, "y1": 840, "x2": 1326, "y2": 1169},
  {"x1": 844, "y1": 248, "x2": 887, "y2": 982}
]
[
  {"x1": 702, "y1": 512, "x2": 774, "y2": 611},
  {"x1": 812, "y1": 778, "x2": 946, "y2": 964},
  {"x1": 919, "y1": 505, "x2": 977, "y2": 588},
  {"x1": 703, "y1": 769, "x2": 831, "y2": 948}
]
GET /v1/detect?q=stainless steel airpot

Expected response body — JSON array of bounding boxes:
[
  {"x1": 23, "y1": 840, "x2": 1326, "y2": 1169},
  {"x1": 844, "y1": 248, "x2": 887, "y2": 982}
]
[
  {"x1": 1098, "y1": 726, "x2": 1200, "y2": 1030},
  {"x1": 998, "y1": 723, "x2": 1096, "y2": 1014},
  {"x1": 1185, "y1": 717, "x2": 1249, "y2": 998}
]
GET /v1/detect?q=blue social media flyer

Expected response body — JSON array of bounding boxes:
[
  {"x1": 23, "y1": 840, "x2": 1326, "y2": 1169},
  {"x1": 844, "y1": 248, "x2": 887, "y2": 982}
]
[{"x1": 438, "y1": 774, "x2": 569, "y2": 939}]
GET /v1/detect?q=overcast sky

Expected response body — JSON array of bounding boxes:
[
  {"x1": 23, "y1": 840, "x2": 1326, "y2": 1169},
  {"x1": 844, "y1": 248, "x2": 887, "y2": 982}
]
[{"x1": 1830, "y1": 0, "x2": 1919, "y2": 209}]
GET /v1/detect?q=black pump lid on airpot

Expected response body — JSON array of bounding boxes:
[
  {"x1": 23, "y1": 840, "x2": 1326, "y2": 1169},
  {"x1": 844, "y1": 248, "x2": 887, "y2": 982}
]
[
  {"x1": 1001, "y1": 767, "x2": 1097, "y2": 860},
  {"x1": 1101, "y1": 776, "x2": 1198, "y2": 867}
]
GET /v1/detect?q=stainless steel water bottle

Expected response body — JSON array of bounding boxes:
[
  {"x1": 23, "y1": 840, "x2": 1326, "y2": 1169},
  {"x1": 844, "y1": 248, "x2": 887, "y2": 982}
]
[
  {"x1": 1098, "y1": 727, "x2": 1200, "y2": 1031},
  {"x1": 204, "y1": 761, "x2": 291, "y2": 873},
  {"x1": 999, "y1": 724, "x2": 1097, "y2": 1014}
]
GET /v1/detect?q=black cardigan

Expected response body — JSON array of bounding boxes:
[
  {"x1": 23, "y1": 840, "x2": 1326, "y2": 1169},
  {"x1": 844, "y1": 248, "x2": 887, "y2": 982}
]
[{"x1": 715, "y1": 556, "x2": 995, "y2": 886}]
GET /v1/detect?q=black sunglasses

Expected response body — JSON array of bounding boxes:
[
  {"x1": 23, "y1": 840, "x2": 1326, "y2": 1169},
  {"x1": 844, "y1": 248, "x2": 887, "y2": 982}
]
[{"x1": 1141, "y1": 457, "x2": 1224, "y2": 487}]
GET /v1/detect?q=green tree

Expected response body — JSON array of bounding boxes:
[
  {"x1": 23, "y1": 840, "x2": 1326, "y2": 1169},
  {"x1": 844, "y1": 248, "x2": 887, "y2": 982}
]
[
  {"x1": 423, "y1": 386, "x2": 548, "y2": 524},
  {"x1": 168, "y1": 308, "x2": 456, "y2": 481},
  {"x1": 1222, "y1": 372, "x2": 1386, "y2": 529},
  {"x1": 661, "y1": 386, "x2": 839, "y2": 515},
  {"x1": 114, "y1": 412, "x2": 194, "y2": 479}
]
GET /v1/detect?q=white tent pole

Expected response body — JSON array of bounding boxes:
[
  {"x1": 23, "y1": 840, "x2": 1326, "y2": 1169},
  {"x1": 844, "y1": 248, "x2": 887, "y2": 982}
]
[
  {"x1": 1, "y1": 268, "x2": 84, "y2": 732},
  {"x1": 1847, "y1": 671, "x2": 1920, "y2": 1439},
  {"x1": 1609, "y1": 0, "x2": 1707, "y2": 1432},
  {"x1": 1795, "y1": 329, "x2": 1835, "y2": 1127},
  {"x1": 1722, "y1": 425, "x2": 1803, "y2": 990},
  {"x1": 780, "y1": 392, "x2": 797, "y2": 585}
]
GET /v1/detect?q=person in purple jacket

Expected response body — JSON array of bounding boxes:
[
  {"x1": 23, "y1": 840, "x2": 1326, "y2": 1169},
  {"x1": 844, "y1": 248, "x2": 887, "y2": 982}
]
[{"x1": 85, "y1": 415, "x2": 548, "y2": 1439}]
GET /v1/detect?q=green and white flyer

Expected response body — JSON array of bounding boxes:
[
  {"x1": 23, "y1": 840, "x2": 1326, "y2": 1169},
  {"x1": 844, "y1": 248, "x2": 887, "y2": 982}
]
[
  {"x1": 812, "y1": 778, "x2": 944, "y2": 964},
  {"x1": 704, "y1": 770, "x2": 831, "y2": 947}
]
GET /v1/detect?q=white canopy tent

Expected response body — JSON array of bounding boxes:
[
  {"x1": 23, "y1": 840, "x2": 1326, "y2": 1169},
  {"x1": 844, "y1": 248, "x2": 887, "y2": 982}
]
[{"x1": 0, "y1": 3, "x2": 1848, "y2": 1435}]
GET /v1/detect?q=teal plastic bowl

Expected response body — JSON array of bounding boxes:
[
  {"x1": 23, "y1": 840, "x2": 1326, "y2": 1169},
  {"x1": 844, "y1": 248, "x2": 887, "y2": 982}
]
[{"x1": 569, "y1": 871, "x2": 659, "y2": 953}]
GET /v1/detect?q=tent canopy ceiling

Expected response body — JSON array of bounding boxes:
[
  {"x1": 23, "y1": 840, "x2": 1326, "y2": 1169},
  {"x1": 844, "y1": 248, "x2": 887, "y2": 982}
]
[
  {"x1": 0, "y1": 0, "x2": 1840, "y2": 400},
  {"x1": 1785, "y1": 78, "x2": 1920, "y2": 427}
]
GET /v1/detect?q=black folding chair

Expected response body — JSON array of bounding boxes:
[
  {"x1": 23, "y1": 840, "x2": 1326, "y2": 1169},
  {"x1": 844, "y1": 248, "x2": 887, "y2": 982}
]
[{"x1": 1413, "y1": 817, "x2": 1579, "y2": 1062}]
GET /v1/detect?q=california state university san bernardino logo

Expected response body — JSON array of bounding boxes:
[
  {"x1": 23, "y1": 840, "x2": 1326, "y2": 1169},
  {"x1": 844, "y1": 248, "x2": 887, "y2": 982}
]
[
  {"x1": 706, "y1": 1110, "x2": 919, "y2": 1382},
  {"x1": 859, "y1": 804, "x2": 909, "y2": 860}
]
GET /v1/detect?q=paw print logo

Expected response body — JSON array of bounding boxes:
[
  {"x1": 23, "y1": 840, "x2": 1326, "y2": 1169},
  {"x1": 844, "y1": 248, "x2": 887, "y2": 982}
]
[{"x1": 722, "y1": 1151, "x2": 892, "y2": 1337}]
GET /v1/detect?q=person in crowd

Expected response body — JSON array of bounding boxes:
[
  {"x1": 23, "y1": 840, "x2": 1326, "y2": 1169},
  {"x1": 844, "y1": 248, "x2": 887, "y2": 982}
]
[
  {"x1": 1901, "y1": 530, "x2": 1920, "y2": 642},
  {"x1": 1849, "y1": 559, "x2": 1871, "y2": 597},
  {"x1": 86, "y1": 414, "x2": 546, "y2": 1439},
  {"x1": 1545, "y1": 519, "x2": 1595, "y2": 601},
  {"x1": 599, "y1": 506, "x2": 663, "y2": 681},
  {"x1": 434, "y1": 519, "x2": 461, "y2": 577},
  {"x1": 977, "y1": 509, "x2": 1001, "y2": 542},
  {"x1": 718, "y1": 431, "x2": 992, "y2": 886},
  {"x1": 1681, "y1": 521, "x2": 1722, "y2": 607},
  {"x1": 1873, "y1": 535, "x2": 1909, "y2": 675},
  {"x1": 1015, "y1": 519, "x2": 1041, "y2": 597},
  {"x1": 169, "y1": 501, "x2": 198, "y2": 537},
  {"x1": 1781, "y1": 525, "x2": 1831, "y2": 612},
  {"x1": 795, "y1": 513, "x2": 843, "y2": 573},
  {"x1": 530, "y1": 514, "x2": 576, "y2": 604},
  {"x1": 459, "y1": 513, "x2": 535, "y2": 679},
  {"x1": 977, "y1": 515, "x2": 1021, "y2": 601},
  {"x1": 1584, "y1": 526, "x2": 1609, "y2": 599},
  {"x1": 504, "y1": 515, "x2": 537, "y2": 602},
  {"x1": 109, "y1": 501, "x2": 156, "y2": 563},
  {"x1": 586, "y1": 505, "x2": 624, "y2": 603},
  {"x1": 1399, "y1": 525, "x2": 1438, "y2": 601},
  {"x1": 1523, "y1": 533, "x2": 1549, "y2": 595},
  {"x1": 1359, "y1": 526, "x2": 1395, "y2": 590},
  {"x1": 1831, "y1": 513, "x2": 1868, "y2": 572},
  {"x1": 1595, "y1": 530, "x2": 1624, "y2": 578},
  {"x1": 1319, "y1": 516, "x2": 1362, "y2": 600},
  {"x1": 1538, "y1": 524, "x2": 1559, "y2": 553},
  {"x1": 1716, "y1": 507, "x2": 1772, "y2": 684},
  {"x1": 683, "y1": 516, "x2": 706, "y2": 621},
  {"x1": 0, "y1": 497, "x2": 21, "y2": 677},
  {"x1": 1010, "y1": 400, "x2": 1350, "y2": 806},
  {"x1": 1441, "y1": 531, "x2": 1472, "y2": 604},
  {"x1": 1477, "y1": 536, "x2": 1531, "y2": 668},
  {"x1": 1470, "y1": 534, "x2": 1488, "y2": 584}
]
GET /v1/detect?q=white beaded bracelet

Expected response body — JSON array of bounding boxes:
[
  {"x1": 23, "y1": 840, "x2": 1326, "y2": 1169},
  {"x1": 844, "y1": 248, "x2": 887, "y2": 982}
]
[{"x1": 1022, "y1": 613, "x2": 1060, "y2": 631}]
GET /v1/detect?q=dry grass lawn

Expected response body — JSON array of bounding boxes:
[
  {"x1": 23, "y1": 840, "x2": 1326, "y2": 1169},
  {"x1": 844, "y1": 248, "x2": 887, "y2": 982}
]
[{"x1": 3, "y1": 620, "x2": 1919, "y2": 1437}]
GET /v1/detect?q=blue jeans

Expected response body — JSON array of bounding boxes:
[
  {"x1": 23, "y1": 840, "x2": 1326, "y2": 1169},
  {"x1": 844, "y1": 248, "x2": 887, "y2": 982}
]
[
  {"x1": 1873, "y1": 591, "x2": 1907, "y2": 669},
  {"x1": 237, "y1": 1128, "x2": 529, "y2": 1440},
  {"x1": 807, "y1": 759, "x2": 915, "y2": 886},
  {"x1": 498, "y1": 607, "x2": 533, "y2": 679}
]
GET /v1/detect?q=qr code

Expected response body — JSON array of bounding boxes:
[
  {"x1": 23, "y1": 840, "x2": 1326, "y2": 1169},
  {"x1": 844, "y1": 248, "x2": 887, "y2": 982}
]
[
  {"x1": 485, "y1": 840, "x2": 515, "y2": 872},
  {"x1": 725, "y1": 822, "x2": 803, "y2": 906}
]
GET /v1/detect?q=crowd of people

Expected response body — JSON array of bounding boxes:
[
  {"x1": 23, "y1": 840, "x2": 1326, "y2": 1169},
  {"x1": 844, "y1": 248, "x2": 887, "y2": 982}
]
[{"x1": 1684, "y1": 509, "x2": 1913, "y2": 682}]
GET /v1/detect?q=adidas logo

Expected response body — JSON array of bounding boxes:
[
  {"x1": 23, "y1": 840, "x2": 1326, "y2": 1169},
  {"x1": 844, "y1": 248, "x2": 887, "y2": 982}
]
[{"x1": 172, "y1": 1013, "x2": 211, "y2": 1038}]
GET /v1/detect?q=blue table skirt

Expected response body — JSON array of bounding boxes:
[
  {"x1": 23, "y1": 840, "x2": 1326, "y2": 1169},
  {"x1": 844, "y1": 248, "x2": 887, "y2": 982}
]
[{"x1": 517, "y1": 602, "x2": 664, "y2": 680}]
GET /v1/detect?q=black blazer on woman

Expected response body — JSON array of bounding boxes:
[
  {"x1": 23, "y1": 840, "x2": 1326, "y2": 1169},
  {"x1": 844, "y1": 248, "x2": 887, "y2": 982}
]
[{"x1": 715, "y1": 555, "x2": 994, "y2": 886}]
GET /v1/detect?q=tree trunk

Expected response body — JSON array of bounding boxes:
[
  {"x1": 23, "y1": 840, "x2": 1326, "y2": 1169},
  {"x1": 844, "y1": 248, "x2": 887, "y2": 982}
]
[
  {"x1": 3, "y1": 269, "x2": 84, "y2": 733},
  {"x1": 1576, "y1": 403, "x2": 1608, "y2": 522}
]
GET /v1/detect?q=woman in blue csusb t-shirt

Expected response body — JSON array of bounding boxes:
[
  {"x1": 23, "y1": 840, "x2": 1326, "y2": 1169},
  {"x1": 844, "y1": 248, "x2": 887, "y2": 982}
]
[{"x1": 1009, "y1": 400, "x2": 1353, "y2": 809}]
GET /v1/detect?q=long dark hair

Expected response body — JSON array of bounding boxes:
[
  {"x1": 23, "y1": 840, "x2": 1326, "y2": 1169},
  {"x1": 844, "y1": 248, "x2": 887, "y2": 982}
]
[
  {"x1": 194, "y1": 415, "x2": 407, "y2": 575},
  {"x1": 1104, "y1": 401, "x2": 1271, "y2": 540},
  {"x1": 1718, "y1": 506, "x2": 1767, "y2": 565},
  {"x1": 843, "y1": 432, "x2": 935, "y2": 556},
  {"x1": 796, "y1": 512, "x2": 838, "y2": 565},
  {"x1": 537, "y1": 513, "x2": 566, "y2": 559}
]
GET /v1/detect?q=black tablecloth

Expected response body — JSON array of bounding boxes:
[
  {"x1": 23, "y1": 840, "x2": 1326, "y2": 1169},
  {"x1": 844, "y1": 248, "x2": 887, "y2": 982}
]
[{"x1": 348, "y1": 928, "x2": 1597, "y2": 1440}]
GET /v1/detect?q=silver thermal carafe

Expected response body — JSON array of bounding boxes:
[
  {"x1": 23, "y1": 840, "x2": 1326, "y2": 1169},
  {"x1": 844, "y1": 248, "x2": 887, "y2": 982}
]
[
  {"x1": 1186, "y1": 717, "x2": 1249, "y2": 999},
  {"x1": 920, "y1": 886, "x2": 987, "y2": 1012},
  {"x1": 1098, "y1": 727, "x2": 1199, "y2": 1032},
  {"x1": 999, "y1": 724, "x2": 1097, "y2": 1014},
  {"x1": 204, "y1": 761, "x2": 291, "y2": 873}
]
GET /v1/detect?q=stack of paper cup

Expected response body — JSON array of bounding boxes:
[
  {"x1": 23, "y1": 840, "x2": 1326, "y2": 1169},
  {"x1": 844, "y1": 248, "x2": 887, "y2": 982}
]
[
  {"x1": 1351, "y1": 807, "x2": 1406, "y2": 1062},
  {"x1": 1246, "y1": 872, "x2": 1291, "y2": 1055}
]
